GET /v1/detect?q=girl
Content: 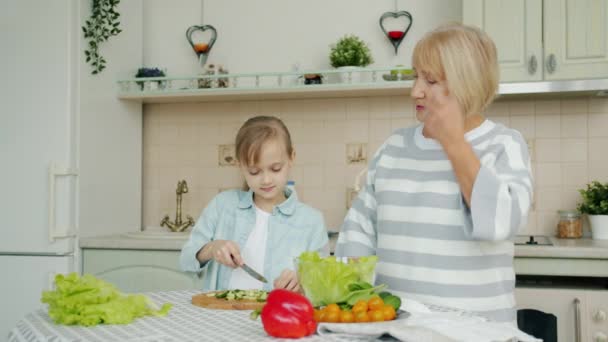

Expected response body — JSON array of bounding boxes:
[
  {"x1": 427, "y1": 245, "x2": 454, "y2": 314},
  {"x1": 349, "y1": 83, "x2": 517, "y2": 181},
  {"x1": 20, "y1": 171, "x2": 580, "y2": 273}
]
[
  {"x1": 180, "y1": 116, "x2": 328, "y2": 292},
  {"x1": 336, "y1": 23, "x2": 533, "y2": 323}
]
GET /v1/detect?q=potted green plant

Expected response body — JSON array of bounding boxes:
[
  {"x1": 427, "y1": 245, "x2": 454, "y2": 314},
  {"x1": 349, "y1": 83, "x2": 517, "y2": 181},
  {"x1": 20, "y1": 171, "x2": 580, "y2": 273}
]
[
  {"x1": 577, "y1": 181, "x2": 608, "y2": 239},
  {"x1": 135, "y1": 67, "x2": 166, "y2": 91},
  {"x1": 329, "y1": 35, "x2": 374, "y2": 83}
]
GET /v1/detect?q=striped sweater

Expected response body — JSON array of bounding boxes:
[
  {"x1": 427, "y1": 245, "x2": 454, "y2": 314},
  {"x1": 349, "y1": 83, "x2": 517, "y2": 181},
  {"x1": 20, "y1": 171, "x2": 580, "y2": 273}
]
[{"x1": 335, "y1": 120, "x2": 532, "y2": 322}]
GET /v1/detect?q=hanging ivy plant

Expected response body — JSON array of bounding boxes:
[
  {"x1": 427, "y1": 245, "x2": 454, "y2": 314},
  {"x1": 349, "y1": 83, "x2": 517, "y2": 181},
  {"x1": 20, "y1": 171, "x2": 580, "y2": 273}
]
[{"x1": 82, "y1": 0, "x2": 122, "y2": 74}]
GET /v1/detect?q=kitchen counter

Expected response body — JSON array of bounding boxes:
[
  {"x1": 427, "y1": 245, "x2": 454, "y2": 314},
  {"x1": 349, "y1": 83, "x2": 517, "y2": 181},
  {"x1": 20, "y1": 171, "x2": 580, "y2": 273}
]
[
  {"x1": 515, "y1": 237, "x2": 608, "y2": 259},
  {"x1": 80, "y1": 233, "x2": 188, "y2": 251},
  {"x1": 81, "y1": 234, "x2": 608, "y2": 258}
]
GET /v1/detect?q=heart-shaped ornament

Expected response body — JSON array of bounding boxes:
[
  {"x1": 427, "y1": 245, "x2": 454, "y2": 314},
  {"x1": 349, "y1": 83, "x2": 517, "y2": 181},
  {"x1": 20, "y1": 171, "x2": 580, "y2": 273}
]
[
  {"x1": 186, "y1": 25, "x2": 217, "y2": 66},
  {"x1": 379, "y1": 11, "x2": 413, "y2": 55}
]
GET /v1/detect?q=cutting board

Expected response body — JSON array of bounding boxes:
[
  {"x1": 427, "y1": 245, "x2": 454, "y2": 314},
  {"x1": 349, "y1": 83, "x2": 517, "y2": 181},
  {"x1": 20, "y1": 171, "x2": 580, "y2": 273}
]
[{"x1": 191, "y1": 292, "x2": 266, "y2": 310}]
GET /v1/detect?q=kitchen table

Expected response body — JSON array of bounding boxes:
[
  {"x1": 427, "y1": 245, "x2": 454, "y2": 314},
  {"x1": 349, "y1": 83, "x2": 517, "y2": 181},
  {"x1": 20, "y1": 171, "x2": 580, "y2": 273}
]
[{"x1": 7, "y1": 290, "x2": 530, "y2": 342}]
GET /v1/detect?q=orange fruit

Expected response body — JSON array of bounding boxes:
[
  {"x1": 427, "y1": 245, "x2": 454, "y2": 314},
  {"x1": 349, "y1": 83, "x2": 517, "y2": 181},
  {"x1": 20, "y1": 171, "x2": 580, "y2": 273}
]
[
  {"x1": 381, "y1": 305, "x2": 397, "y2": 321},
  {"x1": 325, "y1": 303, "x2": 341, "y2": 313},
  {"x1": 325, "y1": 310, "x2": 340, "y2": 323},
  {"x1": 352, "y1": 300, "x2": 368, "y2": 314},
  {"x1": 339, "y1": 310, "x2": 355, "y2": 323},
  {"x1": 368, "y1": 296, "x2": 384, "y2": 311},
  {"x1": 313, "y1": 309, "x2": 323, "y2": 322},
  {"x1": 369, "y1": 309, "x2": 385, "y2": 322},
  {"x1": 354, "y1": 311, "x2": 370, "y2": 323}
]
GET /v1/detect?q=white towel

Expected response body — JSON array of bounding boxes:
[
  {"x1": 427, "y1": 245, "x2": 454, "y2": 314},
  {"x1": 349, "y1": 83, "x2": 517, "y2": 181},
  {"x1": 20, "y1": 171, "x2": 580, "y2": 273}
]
[{"x1": 317, "y1": 298, "x2": 542, "y2": 342}]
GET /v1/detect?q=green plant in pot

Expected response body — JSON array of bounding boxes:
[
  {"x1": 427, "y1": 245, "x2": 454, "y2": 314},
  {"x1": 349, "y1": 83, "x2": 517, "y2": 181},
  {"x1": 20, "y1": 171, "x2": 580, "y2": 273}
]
[
  {"x1": 329, "y1": 35, "x2": 373, "y2": 83},
  {"x1": 135, "y1": 67, "x2": 166, "y2": 91},
  {"x1": 577, "y1": 181, "x2": 608, "y2": 240}
]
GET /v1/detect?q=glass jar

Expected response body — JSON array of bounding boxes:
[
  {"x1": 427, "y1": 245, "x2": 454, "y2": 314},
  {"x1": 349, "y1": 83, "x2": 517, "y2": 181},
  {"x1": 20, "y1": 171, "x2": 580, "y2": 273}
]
[{"x1": 556, "y1": 210, "x2": 582, "y2": 238}]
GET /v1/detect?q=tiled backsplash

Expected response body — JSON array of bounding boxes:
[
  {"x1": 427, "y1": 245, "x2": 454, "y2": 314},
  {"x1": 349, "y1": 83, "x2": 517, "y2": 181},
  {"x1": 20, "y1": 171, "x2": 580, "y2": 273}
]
[{"x1": 143, "y1": 97, "x2": 608, "y2": 237}]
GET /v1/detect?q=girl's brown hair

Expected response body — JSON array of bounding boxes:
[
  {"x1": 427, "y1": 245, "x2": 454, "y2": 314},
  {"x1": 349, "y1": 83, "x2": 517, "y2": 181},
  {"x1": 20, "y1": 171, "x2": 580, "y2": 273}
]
[{"x1": 235, "y1": 116, "x2": 294, "y2": 167}]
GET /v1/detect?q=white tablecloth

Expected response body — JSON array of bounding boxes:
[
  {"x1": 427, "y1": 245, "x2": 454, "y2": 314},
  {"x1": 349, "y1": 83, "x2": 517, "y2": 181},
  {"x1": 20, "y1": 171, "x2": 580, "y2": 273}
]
[
  {"x1": 7, "y1": 290, "x2": 394, "y2": 342},
  {"x1": 10, "y1": 290, "x2": 519, "y2": 342}
]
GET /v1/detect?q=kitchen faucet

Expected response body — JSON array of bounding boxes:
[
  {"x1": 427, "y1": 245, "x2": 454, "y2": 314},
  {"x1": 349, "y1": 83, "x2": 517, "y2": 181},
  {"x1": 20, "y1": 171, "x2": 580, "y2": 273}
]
[{"x1": 161, "y1": 180, "x2": 195, "y2": 232}]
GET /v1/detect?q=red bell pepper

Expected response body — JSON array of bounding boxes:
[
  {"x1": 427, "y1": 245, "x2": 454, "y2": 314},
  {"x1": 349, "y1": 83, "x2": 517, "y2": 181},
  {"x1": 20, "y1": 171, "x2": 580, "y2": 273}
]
[{"x1": 260, "y1": 289, "x2": 317, "y2": 338}]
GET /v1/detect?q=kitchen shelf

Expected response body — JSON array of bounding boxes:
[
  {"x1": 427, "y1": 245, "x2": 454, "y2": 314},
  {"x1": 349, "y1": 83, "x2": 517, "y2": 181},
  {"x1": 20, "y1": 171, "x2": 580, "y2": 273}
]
[
  {"x1": 117, "y1": 67, "x2": 414, "y2": 103},
  {"x1": 117, "y1": 68, "x2": 608, "y2": 104}
]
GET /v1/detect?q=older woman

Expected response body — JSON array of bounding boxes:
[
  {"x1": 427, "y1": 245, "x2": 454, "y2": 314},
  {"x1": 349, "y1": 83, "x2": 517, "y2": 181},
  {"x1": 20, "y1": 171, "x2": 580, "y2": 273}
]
[{"x1": 335, "y1": 23, "x2": 532, "y2": 323}]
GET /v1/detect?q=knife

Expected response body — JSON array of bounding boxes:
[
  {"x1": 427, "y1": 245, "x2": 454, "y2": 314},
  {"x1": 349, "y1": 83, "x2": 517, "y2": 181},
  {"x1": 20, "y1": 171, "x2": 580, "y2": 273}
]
[{"x1": 240, "y1": 263, "x2": 268, "y2": 283}]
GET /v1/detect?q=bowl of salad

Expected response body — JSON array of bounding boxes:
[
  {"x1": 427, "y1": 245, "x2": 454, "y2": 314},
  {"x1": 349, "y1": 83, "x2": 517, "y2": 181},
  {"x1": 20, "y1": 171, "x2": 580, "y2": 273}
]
[{"x1": 295, "y1": 251, "x2": 378, "y2": 307}]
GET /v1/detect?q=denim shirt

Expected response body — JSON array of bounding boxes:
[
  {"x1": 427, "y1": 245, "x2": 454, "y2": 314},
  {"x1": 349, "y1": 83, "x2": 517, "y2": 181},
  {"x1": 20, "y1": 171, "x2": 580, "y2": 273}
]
[{"x1": 179, "y1": 189, "x2": 328, "y2": 291}]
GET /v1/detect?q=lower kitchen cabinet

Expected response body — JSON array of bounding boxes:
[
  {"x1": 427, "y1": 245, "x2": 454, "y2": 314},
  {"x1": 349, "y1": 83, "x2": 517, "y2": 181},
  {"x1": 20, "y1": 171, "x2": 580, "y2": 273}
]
[
  {"x1": 516, "y1": 287, "x2": 608, "y2": 342},
  {"x1": 82, "y1": 249, "x2": 202, "y2": 293}
]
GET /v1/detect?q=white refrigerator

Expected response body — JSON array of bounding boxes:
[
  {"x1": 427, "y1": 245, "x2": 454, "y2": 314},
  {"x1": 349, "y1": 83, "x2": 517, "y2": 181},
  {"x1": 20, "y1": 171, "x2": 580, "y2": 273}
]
[
  {"x1": 0, "y1": 0, "x2": 143, "y2": 339},
  {"x1": 0, "y1": 1, "x2": 79, "y2": 339}
]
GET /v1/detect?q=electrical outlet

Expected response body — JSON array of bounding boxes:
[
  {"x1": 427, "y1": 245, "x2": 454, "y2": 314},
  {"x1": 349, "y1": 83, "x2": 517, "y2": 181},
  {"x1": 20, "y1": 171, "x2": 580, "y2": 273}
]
[
  {"x1": 346, "y1": 143, "x2": 367, "y2": 164},
  {"x1": 218, "y1": 144, "x2": 237, "y2": 166}
]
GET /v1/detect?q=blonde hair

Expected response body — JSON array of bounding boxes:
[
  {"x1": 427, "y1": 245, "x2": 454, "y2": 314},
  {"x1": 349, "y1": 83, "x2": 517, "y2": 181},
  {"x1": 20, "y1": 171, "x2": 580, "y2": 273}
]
[
  {"x1": 412, "y1": 23, "x2": 498, "y2": 117},
  {"x1": 235, "y1": 116, "x2": 293, "y2": 167}
]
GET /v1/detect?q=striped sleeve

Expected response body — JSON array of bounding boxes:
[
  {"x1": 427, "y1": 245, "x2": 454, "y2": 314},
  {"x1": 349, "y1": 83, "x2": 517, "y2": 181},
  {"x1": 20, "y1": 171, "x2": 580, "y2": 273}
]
[
  {"x1": 335, "y1": 143, "x2": 386, "y2": 257},
  {"x1": 467, "y1": 131, "x2": 533, "y2": 241}
]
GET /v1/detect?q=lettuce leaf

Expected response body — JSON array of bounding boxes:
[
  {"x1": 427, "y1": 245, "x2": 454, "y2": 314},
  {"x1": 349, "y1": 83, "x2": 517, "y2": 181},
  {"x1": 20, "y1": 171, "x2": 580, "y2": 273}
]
[
  {"x1": 296, "y1": 251, "x2": 378, "y2": 306},
  {"x1": 41, "y1": 273, "x2": 171, "y2": 326}
]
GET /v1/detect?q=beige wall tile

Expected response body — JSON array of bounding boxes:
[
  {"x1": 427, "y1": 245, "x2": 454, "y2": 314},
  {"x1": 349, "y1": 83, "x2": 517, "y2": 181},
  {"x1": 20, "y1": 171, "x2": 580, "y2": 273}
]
[
  {"x1": 561, "y1": 99, "x2": 588, "y2": 114},
  {"x1": 299, "y1": 165, "x2": 324, "y2": 187},
  {"x1": 560, "y1": 139, "x2": 587, "y2": 162},
  {"x1": 535, "y1": 139, "x2": 561, "y2": 162},
  {"x1": 141, "y1": 95, "x2": 608, "y2": 233},
  {"x1": 369, "y1": 97, "x2": 391, "y2": 119},
  {"x1": 588, "y1": 138, "x2": 608, "y2": 161},
  {"x1": 535, "y1": 163, "x2": 562, "y2": 186},
  {"x1": 370, "y1": 120, "x2": 392, "y2": 142},
  {"x1": 561, "y1": 186, "x2": 582, "y2": 211},
  {"x1": 536, "y1": 211, "x2": 558, "y2": 236},
  {"x1": 561, "y1": 163, "x2": 588, "y2": 187},
  {"x1": 509, "y1": 100, "x2": 535, "y2": 116},
  {"x1": 323, "y1": 121, "x2": 346, "y2": 143},
  {"x1": 295, "y1": 144, "x2": 323, "y2": 165},
  {"x1": 560, "y1": 114, "x2": 587, "y2": 138},
  {"x1": 485, "y1": 101, "x2": 509, "y2": 116},
  {"x1": 389, "y1": 96, "x2": 412, "y2": 118},
  {"x1": 323, "y1": 164, "x2": 347, "y2": 187},
  {"x1": 588, "y1": 113, "x2": 608, "y2": 137},
  {"x1": 320, "y1": 99, "x2": 347, "y2": 122},
  {"x1": 298, "y1": 121, "x2": 324, "y2": 144},
  {"x1": 345, "y1": 98, "x2": 370, "y2": 120},
  {"x1": 589, "y1": 98, "x2": 608, "y2": 113},
  {"x1": 510, "y1": 116, "x2": 535, "y2": 139},
  {"x1": 535, "y1": 115, "x2": 560, "y2": 138},
  {"x1": 535, "y1": 100, "x2": 561, "y2": 115},
  {"x1": 346, "y1": 120, "x2": 369, "y2": 141}
]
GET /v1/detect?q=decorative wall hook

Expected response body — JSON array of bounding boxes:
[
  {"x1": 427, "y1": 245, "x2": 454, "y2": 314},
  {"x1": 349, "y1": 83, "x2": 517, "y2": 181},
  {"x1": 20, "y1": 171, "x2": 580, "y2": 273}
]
[
  {"x1": 186, "y1": 25, "x2": 217, "y2": 66},
  {"x1": 379, "y1": 11, "x2": 413, "y2": 55}
]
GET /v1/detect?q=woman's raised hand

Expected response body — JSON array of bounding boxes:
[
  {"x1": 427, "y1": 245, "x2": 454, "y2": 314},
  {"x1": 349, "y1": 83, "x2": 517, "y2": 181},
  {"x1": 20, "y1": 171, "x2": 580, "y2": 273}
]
[{"x1": 421, "y1": 90, "x2": 466, "y2": 146}]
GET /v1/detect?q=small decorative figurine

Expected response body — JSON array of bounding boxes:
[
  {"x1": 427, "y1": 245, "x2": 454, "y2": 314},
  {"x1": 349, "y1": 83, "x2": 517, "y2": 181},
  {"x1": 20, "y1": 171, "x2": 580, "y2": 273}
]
[{"x1": 379, "y1": 11, "x2": 413, "y2": 55}]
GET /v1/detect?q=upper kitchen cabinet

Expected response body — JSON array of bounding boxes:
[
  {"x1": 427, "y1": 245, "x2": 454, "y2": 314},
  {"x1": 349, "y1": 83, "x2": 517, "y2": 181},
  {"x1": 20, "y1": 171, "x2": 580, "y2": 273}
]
[{"x1": 463, "y1": 0, "x2": 608, "y2": 82}]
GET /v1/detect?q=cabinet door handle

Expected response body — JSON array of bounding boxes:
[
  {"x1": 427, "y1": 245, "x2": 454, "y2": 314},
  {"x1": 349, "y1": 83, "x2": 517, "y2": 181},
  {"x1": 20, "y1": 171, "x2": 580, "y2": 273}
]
[
  {"x1": 546, "y1": 53, "x2": 557, "y2": 74},
  {"x1": 574, "y1": 297, "x2": 582, "y2": 342},
  {"x1": 528, "y1": 55, "x2": 538, "y2": 75}
]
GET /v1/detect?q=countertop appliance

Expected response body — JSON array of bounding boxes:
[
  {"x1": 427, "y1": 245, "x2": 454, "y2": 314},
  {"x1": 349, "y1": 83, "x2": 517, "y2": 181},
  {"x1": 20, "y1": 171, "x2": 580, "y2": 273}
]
[{"x1": 0, "y1": 1, "x2": 78, "y2": 337}]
